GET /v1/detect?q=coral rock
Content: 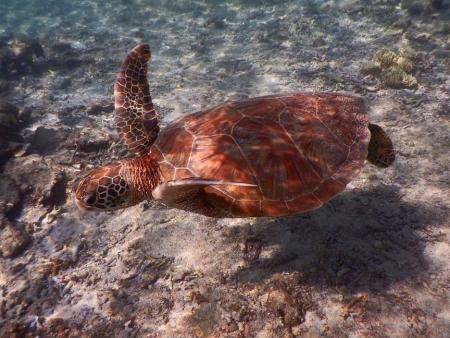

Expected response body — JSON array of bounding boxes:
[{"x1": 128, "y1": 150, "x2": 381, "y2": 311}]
[
  {"x1": 0, "y1": 37, "x2": 44, "y2": 77},
  {"x1": 0, "y1": 100, "x2": 18, "y2": 131},
  {"x1": 0, "y1": 219, "x2": 30, "y2": 258},
  {"x1": 0, "y1": 176, "x2": 20, "y2": 214}
]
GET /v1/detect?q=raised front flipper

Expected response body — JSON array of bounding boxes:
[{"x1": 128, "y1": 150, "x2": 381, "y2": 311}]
[
  {"x1": 114, "y1": 44, "x2": 159, "y2": 156},
  {"x1": 152, "y1": 179, "x2": 256, "y2": 217}
]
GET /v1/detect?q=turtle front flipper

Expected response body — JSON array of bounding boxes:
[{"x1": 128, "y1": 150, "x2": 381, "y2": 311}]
[
  {"x1": 114, "y1": 44, "x2": 159, "y2": 156},
  {"x1": 367, "y1": 123, "x2": 395, "y2": 167},
  {"x1": 152, "y1": 179, "x2": 256, "y2": 217}
]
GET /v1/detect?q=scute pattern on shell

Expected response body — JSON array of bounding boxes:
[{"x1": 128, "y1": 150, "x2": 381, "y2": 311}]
[
  {"x1": 114, "y1": 44, "x2": 159, "y2": 156},
  {"x1": 151, "y1": 93, "x2": 370, "y2": 217}
]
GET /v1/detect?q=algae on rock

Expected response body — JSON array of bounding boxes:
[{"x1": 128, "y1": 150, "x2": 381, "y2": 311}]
[
  {"x1": 382, "y1": 66, "x2": 418, "y2": 89},
  {"x1": 363, "y1": 47, "x2": 418, "y2": 89}
]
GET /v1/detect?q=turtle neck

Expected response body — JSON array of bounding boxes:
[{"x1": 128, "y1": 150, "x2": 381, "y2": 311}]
[{"x1": 121, "y1": 154, "x2": 161, "y2": 203}]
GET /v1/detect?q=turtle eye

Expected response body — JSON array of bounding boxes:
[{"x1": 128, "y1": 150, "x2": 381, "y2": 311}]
[{"x1": 84, "y1": 192, "x2": 97, "y2": 205}]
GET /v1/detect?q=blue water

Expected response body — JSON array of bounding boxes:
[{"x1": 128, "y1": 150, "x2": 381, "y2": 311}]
[
  {"x1": 1, "y1": 0, "x2": 448, "y2": 134},
  {"x1": 1, "y1": 0, "x2": 448, "y2": 124}
]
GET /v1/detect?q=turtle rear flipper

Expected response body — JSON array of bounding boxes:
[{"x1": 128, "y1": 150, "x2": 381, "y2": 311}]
[
  {"x1": 367, "y1": 123, "x2": 395, "y2": 168},
  {"x1": 114, "y1": 44, "x2": 159, "y2": 156}
]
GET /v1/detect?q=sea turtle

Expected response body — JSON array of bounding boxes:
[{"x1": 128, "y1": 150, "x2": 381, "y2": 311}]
[{"x1": 74, "y1": 44, "x2": 395, "y2": 217}]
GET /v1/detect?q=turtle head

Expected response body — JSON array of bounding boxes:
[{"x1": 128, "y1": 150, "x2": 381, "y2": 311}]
[
  {"x1": 74, "y1": 162, "x2": 134, "y2": 211},
  {"x1": 74, "y1": 157, "x2": 160, "y2": 212}
]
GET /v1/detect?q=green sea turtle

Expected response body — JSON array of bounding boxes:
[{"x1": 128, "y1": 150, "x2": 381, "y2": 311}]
[{"x1": 74, "y1": 44, "x2": 394, "y2": 217}]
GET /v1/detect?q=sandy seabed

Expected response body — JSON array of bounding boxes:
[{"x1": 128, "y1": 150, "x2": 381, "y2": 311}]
[{"x1": 0, "y1": 0, "x2": 449, "y2": 337}]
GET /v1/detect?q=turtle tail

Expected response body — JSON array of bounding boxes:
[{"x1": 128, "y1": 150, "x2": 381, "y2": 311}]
[{"x1": 367, "y1": 123, "x2": 395, "y2": 168}]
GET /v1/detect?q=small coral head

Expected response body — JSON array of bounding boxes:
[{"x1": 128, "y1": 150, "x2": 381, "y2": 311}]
[{"x1": 74, "y1": 163, "x2": 133, "y2": 211}]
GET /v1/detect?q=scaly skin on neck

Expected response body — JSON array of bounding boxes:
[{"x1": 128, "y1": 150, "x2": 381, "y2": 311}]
[{"x1": 120, "y1": 154, "x2": 161, "y2": 204}]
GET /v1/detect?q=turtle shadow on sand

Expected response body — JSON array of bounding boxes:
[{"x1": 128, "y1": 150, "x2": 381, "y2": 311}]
[{"x1": 226, "y1": 184, "x2": 447, "y2": 294}]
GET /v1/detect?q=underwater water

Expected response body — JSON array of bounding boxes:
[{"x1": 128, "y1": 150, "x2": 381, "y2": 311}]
[{"x1": 1, "y1": 0, "x2": 449, "y2": 337}]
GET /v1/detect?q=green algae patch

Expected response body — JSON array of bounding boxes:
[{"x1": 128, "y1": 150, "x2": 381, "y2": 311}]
[
  {"x1": 373, "y1": 49, "x2": 398, "y2": 69},
  {"x1": 361, "y1": 48, "x2": 418, "y2": 89},
  {"x1": 382, "y1": 66, "x2": 418, "y2": 89}
]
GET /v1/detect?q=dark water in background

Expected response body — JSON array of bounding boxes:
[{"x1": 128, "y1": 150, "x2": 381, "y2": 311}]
[
  {"x1": 0, "y1": 0, "x2": 310, "y2": 46},
  {"x1": 1, "y1": 0, "x2": 448, "y2": 87}
]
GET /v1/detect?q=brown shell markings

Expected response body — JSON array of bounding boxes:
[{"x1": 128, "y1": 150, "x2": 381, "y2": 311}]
[{"x1": 150, "y1": 93, "x2": 369, "y2": 217}]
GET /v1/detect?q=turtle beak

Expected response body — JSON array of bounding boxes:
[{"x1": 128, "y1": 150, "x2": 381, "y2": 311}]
[
  {"x1": 84, "y1": 191, "x2": 97, "y2": 205},
  {"x1": 76, "y1": 198, "x2": 88, "y2": 210},
  {"x1": 75, "y1": 197, "x2": 95, "y2": 211}
]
